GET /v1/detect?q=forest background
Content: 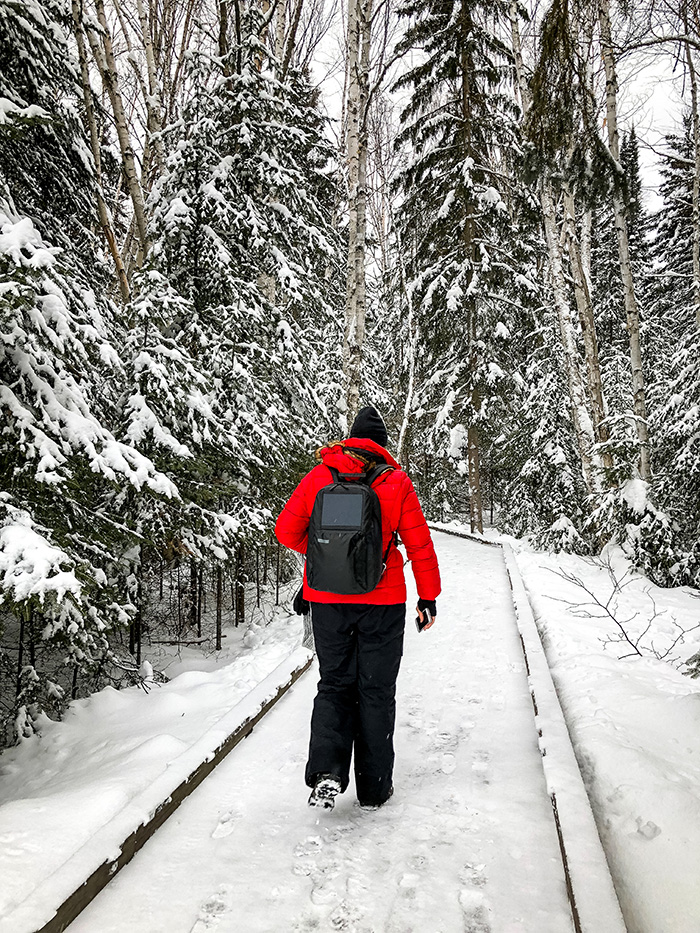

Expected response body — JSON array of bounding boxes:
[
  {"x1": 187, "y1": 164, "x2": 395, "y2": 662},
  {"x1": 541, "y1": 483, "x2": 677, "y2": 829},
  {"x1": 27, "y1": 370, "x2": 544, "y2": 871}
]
[{"x1": 1, "y1": 0, "x2": 699, "y2": 747}]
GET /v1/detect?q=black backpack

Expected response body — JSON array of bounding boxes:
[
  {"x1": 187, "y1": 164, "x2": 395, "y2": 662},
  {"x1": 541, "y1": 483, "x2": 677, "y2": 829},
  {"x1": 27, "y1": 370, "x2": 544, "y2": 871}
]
[{"x1": 306, "y1": 464, "x2": 395, "y2": 595}]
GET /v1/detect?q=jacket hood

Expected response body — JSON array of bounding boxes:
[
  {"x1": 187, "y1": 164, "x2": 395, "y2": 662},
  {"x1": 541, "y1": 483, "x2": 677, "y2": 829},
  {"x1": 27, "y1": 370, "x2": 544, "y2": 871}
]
[{"x1": 318, "y1": 438, "x2": 401, "y2": 473}]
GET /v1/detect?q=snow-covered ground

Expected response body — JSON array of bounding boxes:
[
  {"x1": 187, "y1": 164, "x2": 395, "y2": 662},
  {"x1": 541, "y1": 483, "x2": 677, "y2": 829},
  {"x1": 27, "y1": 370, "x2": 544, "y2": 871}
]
[
  {"x1": 513, "y1": 542, "x2": 700, "y2": 933},
  {"x1": 66, "y1": 533, "x2": 574, "y2": 933},
  {"x1": 1, "y1": 531, "x2": 699, "y2": 932},
  {"x1": 0, "y1": 611, "x2": 308, "y2": 933}
]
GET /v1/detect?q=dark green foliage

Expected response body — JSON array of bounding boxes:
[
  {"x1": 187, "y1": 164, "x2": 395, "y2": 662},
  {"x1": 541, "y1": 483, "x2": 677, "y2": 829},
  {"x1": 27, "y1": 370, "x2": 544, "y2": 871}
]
[{"x1": 0, "y1": 0, "x2": 95, "y2": 251}]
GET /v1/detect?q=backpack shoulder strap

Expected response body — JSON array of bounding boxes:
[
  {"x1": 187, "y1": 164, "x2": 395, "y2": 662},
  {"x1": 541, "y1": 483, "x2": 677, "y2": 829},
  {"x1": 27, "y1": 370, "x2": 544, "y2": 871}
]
[
  {"x1": 366, "y1": 464, "x2": 393, "y2": 486},
  {"x1": 326, "y1": 465, "x2": 341, "y2": 483}
]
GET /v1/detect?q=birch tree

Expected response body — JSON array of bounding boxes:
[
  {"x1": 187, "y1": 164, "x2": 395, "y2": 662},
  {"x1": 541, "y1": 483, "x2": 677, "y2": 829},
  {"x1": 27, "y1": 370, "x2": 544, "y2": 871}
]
[
  {"x1": 72, "y1": 0, "x2": 130, "y2": 301},
  {"x1": 83, "y1": 0, "x2": 150, "y2": 261},
  {"x1": 511, "y1": 2, "x2": 604, "y2": 496},
  {"x1": 343, "y1": 0, "x2": 373, "y2": 422},
  {"x1": 598, "y1": 0, "x2": 651, "y2": 480}
]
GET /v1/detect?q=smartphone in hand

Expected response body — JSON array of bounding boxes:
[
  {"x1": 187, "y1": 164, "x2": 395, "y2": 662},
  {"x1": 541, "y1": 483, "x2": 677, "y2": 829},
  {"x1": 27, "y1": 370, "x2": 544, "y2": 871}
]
[{"x1": 415, "y1": 605, "x2": 434, "y2": 632}]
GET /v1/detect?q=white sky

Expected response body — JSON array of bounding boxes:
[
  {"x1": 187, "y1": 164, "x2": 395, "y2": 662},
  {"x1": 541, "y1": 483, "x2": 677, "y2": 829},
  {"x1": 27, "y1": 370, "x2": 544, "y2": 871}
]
[{"x1": 307, "y1": 4, "x2": 689, "y2": 216}]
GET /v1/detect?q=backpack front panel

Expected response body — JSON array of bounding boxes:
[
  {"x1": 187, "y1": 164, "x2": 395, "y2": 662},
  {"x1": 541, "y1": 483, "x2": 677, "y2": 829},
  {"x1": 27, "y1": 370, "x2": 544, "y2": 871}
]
[{"x1": 307, "y1": 481, "x2": 384, "y2": 595}]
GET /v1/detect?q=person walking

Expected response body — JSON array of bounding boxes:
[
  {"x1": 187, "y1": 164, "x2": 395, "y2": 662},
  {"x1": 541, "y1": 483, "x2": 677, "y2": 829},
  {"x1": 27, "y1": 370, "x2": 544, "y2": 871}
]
[{"x1": 275, "y1": 405, "x2": 441, "y2": 810}]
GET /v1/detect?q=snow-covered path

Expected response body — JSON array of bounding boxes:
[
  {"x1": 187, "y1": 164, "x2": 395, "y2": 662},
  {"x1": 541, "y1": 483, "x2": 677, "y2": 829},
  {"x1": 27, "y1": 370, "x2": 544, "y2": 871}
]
[{"x1": 68, "y1": 535, "x2": 575, "y2": 933}]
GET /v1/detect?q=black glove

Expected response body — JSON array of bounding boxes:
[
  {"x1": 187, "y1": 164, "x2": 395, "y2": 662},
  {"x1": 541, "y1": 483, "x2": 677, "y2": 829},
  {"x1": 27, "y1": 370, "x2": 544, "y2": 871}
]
[
  {"x1": 293, "y1": 585, "x2": 310, "y2": 616},
  {"x1": 416, "y1": 598, "x2": 436, "y2": 632}
]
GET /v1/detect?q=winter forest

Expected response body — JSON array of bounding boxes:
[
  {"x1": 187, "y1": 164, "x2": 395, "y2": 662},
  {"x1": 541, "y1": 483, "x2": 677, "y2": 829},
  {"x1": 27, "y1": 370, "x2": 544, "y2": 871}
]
[{"x1": 1, "y1": 0, "x2": 700, "y2": 749}]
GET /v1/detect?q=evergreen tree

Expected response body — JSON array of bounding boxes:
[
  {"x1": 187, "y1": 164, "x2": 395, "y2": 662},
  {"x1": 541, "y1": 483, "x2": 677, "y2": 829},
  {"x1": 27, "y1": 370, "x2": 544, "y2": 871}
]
[
  {"x1": 393, "y1": 0, "x2": 529, "y2": 531},
  {"x1": 137, "y1": 24, "x2": 345, "y2": 563},
  {"x1": 0, "y1": 0, "x2": 175, "y2": 738},
  {"x1": 0, "y1": 0, "x2": 95, "y2": 252},
  {"x1": 648, "y1": 117, "x2": 700, "y2": 587}
]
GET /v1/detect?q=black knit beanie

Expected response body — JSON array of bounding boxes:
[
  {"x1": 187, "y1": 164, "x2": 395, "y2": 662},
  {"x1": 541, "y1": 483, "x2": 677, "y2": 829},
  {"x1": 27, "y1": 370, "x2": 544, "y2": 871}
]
[{"x1": 349, "y1": 406, "x2": 388, "y2": 447}]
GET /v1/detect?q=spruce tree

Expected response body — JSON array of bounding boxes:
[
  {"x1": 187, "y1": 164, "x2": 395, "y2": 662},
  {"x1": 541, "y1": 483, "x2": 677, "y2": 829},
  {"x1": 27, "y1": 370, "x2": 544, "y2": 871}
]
[
  {"x1": 137, "y1": 22, "x2": 345, "y2": 565},
  {"x1": 0, "y1": 0, "x2": 174, "y2": 738},
  {"x1": 393, "y1": 0, "x2": 528, "y2": 531},
  {"x1": 648, "y1": 118, "x2": 700, "y2": 586}
]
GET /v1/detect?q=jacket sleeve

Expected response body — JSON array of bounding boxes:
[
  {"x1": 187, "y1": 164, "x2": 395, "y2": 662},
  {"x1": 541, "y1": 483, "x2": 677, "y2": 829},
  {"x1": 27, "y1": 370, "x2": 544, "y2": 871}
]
[
  {"x1": 397, "y1": 474, "x2": 441, "y2": 601},
  {"x1": 275, "y1": 471, "x2": 314, "y2": 554}
]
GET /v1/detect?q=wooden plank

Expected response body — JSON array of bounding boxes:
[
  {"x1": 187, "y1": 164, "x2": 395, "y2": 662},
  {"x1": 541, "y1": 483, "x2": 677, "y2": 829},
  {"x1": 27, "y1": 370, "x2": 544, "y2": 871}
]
[
  {"x1": 501, "y1": 543, "x2": 628, "y2": 933},
  {"x1": 431, "y1": 529, "x2": 626, "y2": 931},
  {"x1": 33, "y1": 655, "x2": 312, "y2": 933},
  {"x1": 427, "y1": 524, "x2": 502, "y2": 547}
]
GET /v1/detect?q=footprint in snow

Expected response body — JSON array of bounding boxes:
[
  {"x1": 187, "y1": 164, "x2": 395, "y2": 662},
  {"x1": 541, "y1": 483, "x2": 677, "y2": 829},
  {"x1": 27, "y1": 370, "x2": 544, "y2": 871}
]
[
  {"x1": 460, "y1": 862, "x2": 487, "y2": 888},
  {"x1": 385, "y1": 872, "x2": 426, "y2": 933},
  {"x1": 440, "y1": 752, "x2": 457, "y2": 774},
  {"x1": 471, "y1": 750, "x2": 490, "y2": 783},
  {"x1": 189, "y1": 886, "x2": 232, "y2": 931},
  {"x1": 211, "y1": 809, "x2": 243, "y2": 838},
  {"x1": 459, "y1": 887, "x2": 492, "y2": 933}
]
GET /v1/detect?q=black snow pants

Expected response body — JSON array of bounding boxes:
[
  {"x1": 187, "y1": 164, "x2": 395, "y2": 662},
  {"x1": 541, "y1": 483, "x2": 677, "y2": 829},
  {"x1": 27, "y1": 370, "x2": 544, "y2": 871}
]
[{"x1": 305, "y1": 602, "x2": 405, "y2": 806}]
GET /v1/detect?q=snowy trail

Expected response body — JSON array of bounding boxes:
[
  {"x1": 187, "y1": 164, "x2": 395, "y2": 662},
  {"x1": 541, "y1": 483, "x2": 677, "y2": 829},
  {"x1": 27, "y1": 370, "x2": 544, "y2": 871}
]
[{"x1": 67, "y1": 535, "x2": 575, "y2": 933}]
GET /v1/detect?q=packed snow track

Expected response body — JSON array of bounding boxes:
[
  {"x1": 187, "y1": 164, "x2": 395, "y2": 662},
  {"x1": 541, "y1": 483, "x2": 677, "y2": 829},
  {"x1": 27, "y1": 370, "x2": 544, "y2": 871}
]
[{"x1": 66, "y1": 533, "x2": 621, "y2": 933}]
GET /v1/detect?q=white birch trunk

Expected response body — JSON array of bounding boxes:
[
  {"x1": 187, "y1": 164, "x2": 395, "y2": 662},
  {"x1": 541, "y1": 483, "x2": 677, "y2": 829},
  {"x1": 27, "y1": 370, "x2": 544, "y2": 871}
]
[
  {"x1": 510, "y1": 2, "x2": 601, "y2": 497},
  {"x1": 395, "y1": 232, "x2": 416, "y2": 469},
  {"x1": 563, "y1": 189, "x2": 612, "y2": 470},
  {"x1": 343, "y1": 0, "x2": 372, "y2": 423},
  {"x1": 275, "y1": 0, "x2": 286, "y2": 61},
  {"x1": 684, "y1": 37, "x2": 700, "y2": 329},
  {"x1": 87, "y1": 0, "x2": 149, "y2": 261},
  {"x1": 136, "y1": 0, "x2": 165, "y2": 175},
  {"x1": 598, "y1": 0, "x2": 651, "y2": 480},
  {"x1": 542, "y1": 188, "x2": 602, "y2": 497},
  {"x1": 72, "y1": 0, "x2": 130, "y2": 301}
]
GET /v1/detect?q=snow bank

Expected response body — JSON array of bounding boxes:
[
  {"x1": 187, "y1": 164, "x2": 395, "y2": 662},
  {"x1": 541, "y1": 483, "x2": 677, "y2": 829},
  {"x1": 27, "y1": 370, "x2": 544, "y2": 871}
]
[
  {"x1": 513, "y1": 544, "x2": 700, "y2": 933},
  {"x1": 0, "y1": 614, "x2": 311, "y2": 933}
]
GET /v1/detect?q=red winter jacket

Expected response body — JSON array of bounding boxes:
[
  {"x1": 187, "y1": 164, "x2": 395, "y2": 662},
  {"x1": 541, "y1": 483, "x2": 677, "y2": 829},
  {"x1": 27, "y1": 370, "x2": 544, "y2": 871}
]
[{"x1": 275, "y1": 438, "x2": 441, "y2": 605}]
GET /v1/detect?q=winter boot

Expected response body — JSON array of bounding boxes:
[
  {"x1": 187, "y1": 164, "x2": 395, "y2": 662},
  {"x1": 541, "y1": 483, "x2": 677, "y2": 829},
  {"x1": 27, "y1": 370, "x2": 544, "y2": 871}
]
[
  {"x1": 358, "y1": 785, "x2": 394, "y2": 810},
  {"x1": 308, "y1": 773, "x2": 342, "y2": 810}
]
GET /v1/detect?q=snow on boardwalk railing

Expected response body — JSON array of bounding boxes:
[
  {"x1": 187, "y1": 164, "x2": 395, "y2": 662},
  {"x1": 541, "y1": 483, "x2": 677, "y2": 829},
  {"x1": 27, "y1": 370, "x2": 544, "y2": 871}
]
[
  {"x1": 0, "y1": 648, "x2": 312, "y2": 933},
  {"x1": 430, "y1": 526, "x2": 627, "y2": 933}
]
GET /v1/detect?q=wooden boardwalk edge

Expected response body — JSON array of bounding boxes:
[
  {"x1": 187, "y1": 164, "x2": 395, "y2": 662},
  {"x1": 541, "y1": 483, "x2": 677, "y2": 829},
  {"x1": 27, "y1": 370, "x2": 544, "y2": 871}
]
[
  {"x1": 430, "y1": 527, "x2": 628, "y2": 933},
  {"x1": 28, "y1": 654, "x2": 313, "y2": 933},
  {"x1": 501, "y1": 543, "x2": 628, "y2": 933}
]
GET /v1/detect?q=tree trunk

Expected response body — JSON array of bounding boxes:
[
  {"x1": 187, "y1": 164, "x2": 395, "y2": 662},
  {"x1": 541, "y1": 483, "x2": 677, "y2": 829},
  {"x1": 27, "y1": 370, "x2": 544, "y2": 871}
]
[
  {"x1": 136, "y1": 0, "x2": 165, "y2": 175},
  {"x1": 275, "y1": 542, "x2": 281, "y2": 605},
  {"x1": 189, "y1": 560, "x2": 198, "y2": 629},
  {"x1": 72, "y1": 0, "x2": 130, "y2": 301},
  {"x1": 598, "y1": 0, "x2": 651, "y2": 480},
  {"x1": 216, "y1": 566, "x2": 223, "y2": 651},
  {"x1": 510, "y1": 2, "x2": 601, "y2": 498},
  {"x1": 16, "y1": 607, "x2": 27, "y2": 697},
  {"x1": 563, "y1": 188, "x2": 613, "y2": 470},
  {"x1": 460, "y1": 0, "x2": 483, "y2": 532},
  {"x1": 343, "y1": 0, "x2": 372, "y2": 423},
  {"x1": 541, "y1": 186, "x2": 602, "y2": 496},
  {"x1": 395, "y1": 229, "x2": 416, "y2": 466},
  {"x1": 219, "y1": 0, "x2": 229, "y2": 62},
  {"x1": 197, "y1": 566, "x2": 204, "y2": 637},
  {"x1": 235, "y1": 545, "x2": 245, "y2": 627},
  {"x1": 87, "y1": 0, "x2": 149, "y2": 262},
  {"x1": 467, "y1": 422, "x2": 484, "y2": 534},
  {"x1": 282, "y1": 0, "x2": 304, "y2": 77},
  {"x1": 275, "y1": 0, "x2": 286, "y2": 61},
  {"x1": 684, "y1": 32, "x2": 700, "y2": 329}
]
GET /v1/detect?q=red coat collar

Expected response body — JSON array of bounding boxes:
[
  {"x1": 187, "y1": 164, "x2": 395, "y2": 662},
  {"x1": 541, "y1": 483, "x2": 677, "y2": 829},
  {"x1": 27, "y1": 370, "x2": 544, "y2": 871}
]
[{"x1": 319, "y1": 438, "x2": 400, "y2": 473}]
